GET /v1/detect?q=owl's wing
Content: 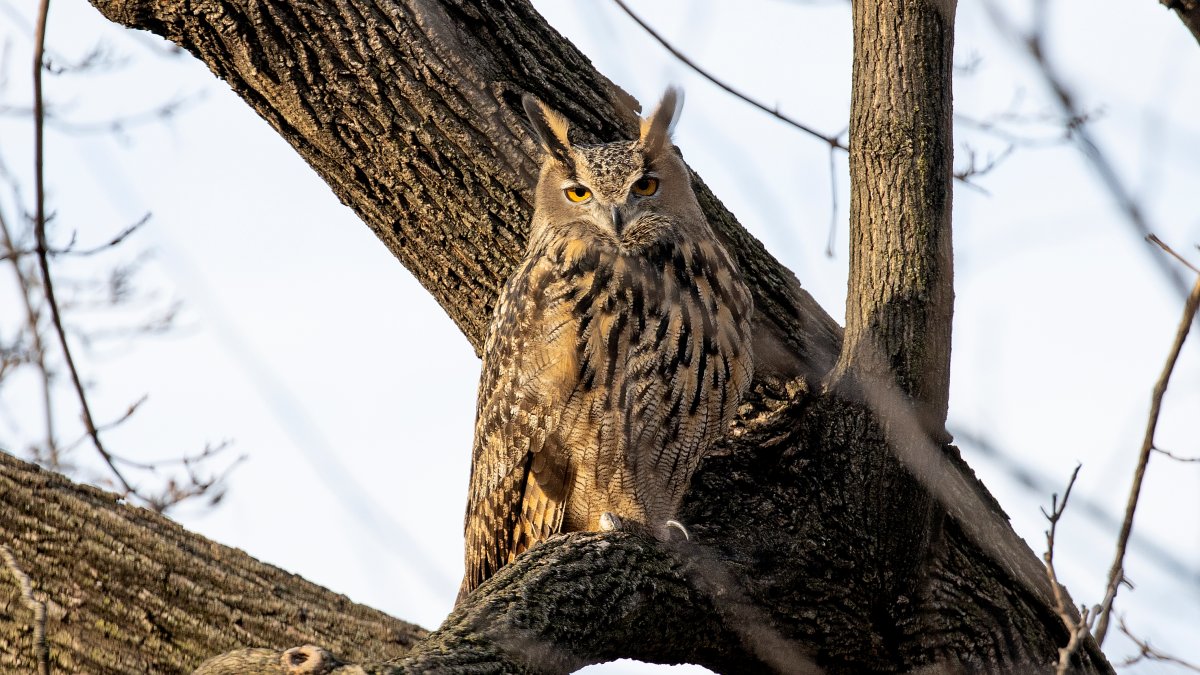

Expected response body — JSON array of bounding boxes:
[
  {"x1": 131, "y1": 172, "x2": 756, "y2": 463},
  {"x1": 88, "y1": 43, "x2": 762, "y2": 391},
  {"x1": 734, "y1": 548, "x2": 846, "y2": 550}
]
[{"x1": 459, "y1": 257, "x2": 577, "y2": 603}]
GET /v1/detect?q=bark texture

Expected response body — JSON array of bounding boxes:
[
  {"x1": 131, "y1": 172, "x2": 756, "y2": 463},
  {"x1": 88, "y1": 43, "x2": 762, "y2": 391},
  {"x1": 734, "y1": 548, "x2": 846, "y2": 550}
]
[
  {"x1": 0, "y1": 451, "x2": 424, "y2": 674},
  {"x1": 0, "y1": 0, "x2": 1116, "y2": 672},
  {"x1": 1162, "y1": 0, "x2": 1200, "y2": 46},
  {"x1": 835, "y1": 0, "x2": 955, "y2": 433}
]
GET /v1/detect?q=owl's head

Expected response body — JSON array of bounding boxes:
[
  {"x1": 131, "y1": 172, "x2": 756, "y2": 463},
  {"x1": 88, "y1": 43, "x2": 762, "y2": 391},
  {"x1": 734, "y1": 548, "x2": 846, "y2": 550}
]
[{"x1": 522, "y1": 88, "x2": 703, "y2": 250}]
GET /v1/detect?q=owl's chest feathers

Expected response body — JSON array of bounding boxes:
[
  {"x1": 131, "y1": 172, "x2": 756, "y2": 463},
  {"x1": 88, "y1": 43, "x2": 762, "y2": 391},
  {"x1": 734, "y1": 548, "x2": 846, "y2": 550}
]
[{"x1": 510, "y1": 236, "x2": 750, "y2": 412}]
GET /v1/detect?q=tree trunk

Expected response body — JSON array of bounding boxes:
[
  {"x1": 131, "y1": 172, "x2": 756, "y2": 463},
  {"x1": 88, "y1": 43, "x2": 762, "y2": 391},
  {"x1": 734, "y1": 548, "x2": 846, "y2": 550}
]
[{"x1": 0, "y1": 0, "x2": 1115, "y2": 672}]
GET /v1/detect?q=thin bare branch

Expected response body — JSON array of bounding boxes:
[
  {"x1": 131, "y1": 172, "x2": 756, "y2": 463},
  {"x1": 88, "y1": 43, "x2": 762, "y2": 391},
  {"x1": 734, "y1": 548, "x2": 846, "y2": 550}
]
[
  {"x1": 41, "y1": 93, "x2": 202, "y2": 135},
  {"x1": 0, "y1": 213, "x2": 150, "y2": 262},
  {"x1": 954, "y1": 96, "x2": 1091, "y2": 148},
  {"x1": 57, "y1": 394, "x2": 148, "y2": 454},
  {"x1": 1117, "y1": 615, "x2": 1200, "y2": 672},
  {"x1": 0, "y1": 544, "x2": 50, "y2": 675},
  {"x1": 140, "y1": 445, "x2": 246, "y2": 513},
  {"x1": 0, "y1": 196, "x2": 58, "y2": 464},
  {"x1": 985, "y1": 1, "x2": 1191, "y2": 298},
  {"x1": 952, "y1": 425, "x2": 1200, "y2": 589},
  {"x1": 954, "y1": 144, "x2": 1014, "y2": 188},
  {"x1": 110, "y1": 436, "x2": 233, "y2": 472},
  {"x1": 1094, "y1": 269, "x2": 1200, "y2": 645},
  {"x1": 31, "y1": 0, "x2": 136, "y2": 497},
  {"x1": 1152, "y1": 446, "x2": 1200, "y2": 463},
  {"x1": 610, "y1": 0, "x2": 848, "y2": 151},
  {"x1": 1041, "y1": 465, "x2": 1095, "y2": 675},
  {"x1": 1148, "y1": 233, "x2": 1200, "y2": 275}
]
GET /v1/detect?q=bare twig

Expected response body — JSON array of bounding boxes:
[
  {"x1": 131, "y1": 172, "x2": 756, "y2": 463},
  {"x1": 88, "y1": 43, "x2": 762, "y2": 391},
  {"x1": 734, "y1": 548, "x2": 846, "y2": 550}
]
[
  {"x1": 140, "y1": 443, "x2": 246, "y2": 512},
  {"x1": 954, "y1": 92, "x2": 1092, "y2": 149},
  {"x1": 1093, "y1": 269, "x2": 1200, "y2": 645},
  {"x1": 1041, "y1": 465, "x2": 1095, "y2": 675},
  {"x1": 31, "y1": 0, "x2": 135, "y2": 497},
  {"x1": 111, "y1": 437, "x2": 235, "y2": 472},
  {"x1": 1, "y1": 544, "x2": 50, "y2": 675},
  {"x1": 0, "y1": 213, "x2": 151, "y2": 263},
  {"x1": 1117, "y1": 615, "x2": 1200, "y2": 672},
  {"x1": 610, "y1": 0, "x2": 847, "y2": 152},
  {"x1": 985, "y1": 1, "x2": 1191, "y2": 299},
  {"x1": 0, "y1": 198, "x2": 58, "y2": 464},
  {"x1": 1148, "y1": 234, "x2": 1200, "y2": 276},
  {"x1": 952, "y1": 425, "x2": 1200, "y2": 589},
  {"x1": 954, "y1": 144, "x2": 1014, "y2": 187},
  {"x1": 56, "y1": 395, "x2": 148, "y2": 455},
  {"x1": 1152, "y1": 446, "x2": 1200, "y2": 463},
  {"x1": 41, "y1": 93, "x2": 202, "y2": 135}
]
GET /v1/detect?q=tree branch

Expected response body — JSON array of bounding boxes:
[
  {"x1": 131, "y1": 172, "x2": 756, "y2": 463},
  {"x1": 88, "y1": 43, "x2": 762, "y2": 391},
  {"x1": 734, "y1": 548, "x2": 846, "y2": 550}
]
[
  {"x1": 0, "y1": 450, "x2": 424, "y2": 673},
  {"x1": 833, "y1": 0, "x2": 956, "y2": 433},
  {"x1": 1094, "y1": 265, "x2": 1200, "y2": 645},
  {"x1": 1161, "y1": 0, "x2": 1200, "y2": 47},
  {"x1": 610, "y1": 0, "x2": 847, "y2": 151}
]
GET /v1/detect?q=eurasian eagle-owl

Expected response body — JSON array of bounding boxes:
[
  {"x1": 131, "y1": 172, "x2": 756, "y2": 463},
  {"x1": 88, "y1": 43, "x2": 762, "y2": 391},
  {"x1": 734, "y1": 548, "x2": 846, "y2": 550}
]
[{"x1": 459, "y1": 88, "x2": 753, "y2": 602}]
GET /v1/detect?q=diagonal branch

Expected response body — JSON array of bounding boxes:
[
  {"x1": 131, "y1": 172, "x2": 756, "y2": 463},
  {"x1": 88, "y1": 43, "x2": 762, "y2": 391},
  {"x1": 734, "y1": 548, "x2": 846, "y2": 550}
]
[
  {"x1": 610, "y1": 0, "x2": 847, "y2": 151},
  {"x1": 1160, "y1": 0, "x2": 1200, "y2": 47},
  {"x1": 1093, "y1": 259, "x2": 1200, "y2": 645},
  {"x1": 986, "y1": 0, "x2": 1191, "y2": 299}
]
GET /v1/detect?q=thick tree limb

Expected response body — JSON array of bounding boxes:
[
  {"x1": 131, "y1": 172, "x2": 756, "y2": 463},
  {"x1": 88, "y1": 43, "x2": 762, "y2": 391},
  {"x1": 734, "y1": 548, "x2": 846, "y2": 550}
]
[
  {"x1": 1162, "y1": 0, "x2": 1200, "y2": 47},
  {"x1": 0, "y1": 450, "x2": 424, "y2": 674}
]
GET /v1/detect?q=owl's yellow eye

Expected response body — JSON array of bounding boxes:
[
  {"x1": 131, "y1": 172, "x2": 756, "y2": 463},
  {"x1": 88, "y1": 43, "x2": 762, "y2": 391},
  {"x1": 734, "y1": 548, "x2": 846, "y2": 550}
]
[
  {"x1": 632, "y1": 176, "x2": 659, "y2": 196},
  {"x1": 564, "y1": 186, "x2": 593, "y2": 203}
]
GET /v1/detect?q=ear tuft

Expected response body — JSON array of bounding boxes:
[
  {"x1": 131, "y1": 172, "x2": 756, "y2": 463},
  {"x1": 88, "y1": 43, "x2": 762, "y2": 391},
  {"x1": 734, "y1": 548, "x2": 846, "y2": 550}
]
[
  {"x1": 523, "y1": 94, "x2": 573, "y2": 166},
  {"x1": 639, "y1": 87, "x2": 683, "y2": 157}
]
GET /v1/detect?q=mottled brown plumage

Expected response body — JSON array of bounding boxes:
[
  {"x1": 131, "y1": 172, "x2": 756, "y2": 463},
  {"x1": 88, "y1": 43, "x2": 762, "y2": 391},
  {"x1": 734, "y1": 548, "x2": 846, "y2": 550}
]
[{"x1": 458, "y1": 89, "x2": 753, "y2": 602}]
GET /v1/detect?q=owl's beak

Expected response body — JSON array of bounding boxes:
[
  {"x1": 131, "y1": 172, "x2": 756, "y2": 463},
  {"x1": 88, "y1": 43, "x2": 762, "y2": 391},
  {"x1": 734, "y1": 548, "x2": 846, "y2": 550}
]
[{"x1": 610, "y1": 205, "x2": 626, "y2": 235}]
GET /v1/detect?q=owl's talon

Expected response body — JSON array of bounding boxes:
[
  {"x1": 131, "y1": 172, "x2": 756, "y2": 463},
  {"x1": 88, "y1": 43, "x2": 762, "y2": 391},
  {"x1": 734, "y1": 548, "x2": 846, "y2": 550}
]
[
  {"x1": 599, "y1": 512, "x2": 623, "y2": 532},
  {"x1": 665, "y1": 519, "x2": 690, "y2": 541}
]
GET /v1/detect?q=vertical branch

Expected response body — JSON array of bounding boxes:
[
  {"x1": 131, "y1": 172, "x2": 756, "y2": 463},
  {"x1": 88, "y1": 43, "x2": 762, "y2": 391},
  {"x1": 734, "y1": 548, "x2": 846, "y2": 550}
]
[
  {"x1": 0, "y1": 208, "x2": 58, "y2": 463},
  {"x1": 834, "y1": 0, "x2": 958, "y2": 434},
  {"x1": 30, "y1": 0, "x2": 134, "y2": 495},
  {"x1": 1093, "y1": 270, "x2": 1200, "y2": 645},
  {"x1": 1042, "y1": 465, "x2": 1095, "y2": 675}
]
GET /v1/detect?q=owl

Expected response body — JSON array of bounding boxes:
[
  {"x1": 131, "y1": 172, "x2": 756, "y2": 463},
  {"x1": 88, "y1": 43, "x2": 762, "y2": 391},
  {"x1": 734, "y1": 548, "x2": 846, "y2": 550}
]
[{"x1": 458, "y1": 88, "x2": 753, "y2": 603}]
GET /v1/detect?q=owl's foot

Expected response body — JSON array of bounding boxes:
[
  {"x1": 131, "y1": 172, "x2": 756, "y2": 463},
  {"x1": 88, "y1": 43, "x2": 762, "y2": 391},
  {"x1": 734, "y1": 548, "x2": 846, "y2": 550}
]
[
  {"x1": 665, "y1": 519, "x2": 690, "y2": 541},
  {"x1": 599, "y1": 512, "x2": 623, "y2": 532}
]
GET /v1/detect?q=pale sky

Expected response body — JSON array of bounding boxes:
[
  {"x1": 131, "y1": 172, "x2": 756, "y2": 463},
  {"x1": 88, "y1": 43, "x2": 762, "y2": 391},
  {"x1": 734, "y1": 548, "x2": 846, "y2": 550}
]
[{"x1": 1, "y1": 1, "x2": 1197, "y2": 673}]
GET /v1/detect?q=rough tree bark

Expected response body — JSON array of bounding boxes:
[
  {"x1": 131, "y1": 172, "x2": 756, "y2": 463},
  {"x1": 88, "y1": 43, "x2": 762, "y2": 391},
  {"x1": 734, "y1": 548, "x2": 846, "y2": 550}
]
[
  {"x1": 1160, "y1": 0, "x2": 1200, "y2": 46},
  {"x1": 0, "y1": 0, "x2": 1115, "y2": 673}
]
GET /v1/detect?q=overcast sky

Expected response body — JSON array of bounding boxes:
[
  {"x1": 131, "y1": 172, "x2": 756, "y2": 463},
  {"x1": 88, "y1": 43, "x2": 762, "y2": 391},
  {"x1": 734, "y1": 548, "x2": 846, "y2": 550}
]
[{"x1": 1, "y1": 0, "x2": 1198, "y2": 672}]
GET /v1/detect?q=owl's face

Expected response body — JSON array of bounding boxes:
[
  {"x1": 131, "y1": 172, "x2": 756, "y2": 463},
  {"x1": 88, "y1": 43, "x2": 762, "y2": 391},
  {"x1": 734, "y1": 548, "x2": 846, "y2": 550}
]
[{"x1": 523, "y1": 89, "x2": 704, "y2": 251}]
